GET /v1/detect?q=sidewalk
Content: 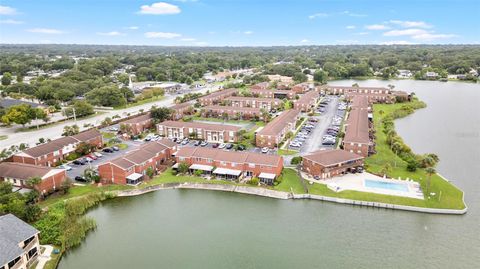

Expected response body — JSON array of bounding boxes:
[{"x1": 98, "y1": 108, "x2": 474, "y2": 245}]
[{"x1": 36, "y1": 245, "x2": 53, "y2": 269}]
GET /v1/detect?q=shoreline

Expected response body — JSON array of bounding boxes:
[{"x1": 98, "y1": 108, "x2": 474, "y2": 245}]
[{"x1": 111, "y1": 182, "x2": 467, "y2": 215}]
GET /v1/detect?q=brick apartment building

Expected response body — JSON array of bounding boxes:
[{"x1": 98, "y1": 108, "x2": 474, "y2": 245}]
[
  {"x1": 201, "y1": 105, "x2": 262, "y2": 120},
  {"x1": 157, "y1": 121, "x2": 241, "y2": 143},
  {"x1": 198, "y1": 88, "x2": 237, "y2": 106},
  {"x1": 294, "y1": 90, "x2": 319, "y2": 112},
  {"x1": 120, "y1": 113, "x2": 153, "y2": 135},
  {"x1": 302, "y1": 149, "x2": 364, "y2": 179},
  {"x1": 0, "y1": 162, "x2": 67, "y2": 194},
  {"x1": 12, "y1": 129, "x2": 103, "y2": 167},
  {"x1": 225, "y1": 96, "x2": 282, "y2": 110},
  {"x1": 291, "y1": 82, "x2": 314, "y2": 94},
  {"x1": 342, "y1": 106, "x2": 373, "y2": 157},
  {"x1": 250, "y1": 82, "x2": 270, "y2": 90},
  {"x1": 170, "y1": 102, "x2": 194, "y2": 120},
  {"x1": 256, "y1": 109, "x2": 300, "y2": 148},
  {"x1": 250, "y1": 89, "x2": 296, "y2": 99},
  {"x1": 98, "y1": 139, "x2": 177, "y2": 185},
  {"x1": 175, "y1": 147, "x2": 283, "y2": 184}
]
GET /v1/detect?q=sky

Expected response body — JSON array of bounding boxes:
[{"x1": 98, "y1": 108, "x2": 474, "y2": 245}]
[{"x1": 0, "y1": 0, "x2": 479, "y2": 46}]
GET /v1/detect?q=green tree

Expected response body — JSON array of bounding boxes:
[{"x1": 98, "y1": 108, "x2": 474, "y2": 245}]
[
  {"x1": 1, "y1": 72, "x2": 12, "y2": 85},
  {"x1": 150, "y1": 107, "x2": 173, "y2": 123},
  {"x1": 146, "y1": 167, "x2": 155, "y2": 179},
  {"x1": 425, "y1": 167, "x2": 436, "y2": 194},
  {"x1": 62, "y1": 125, "x2": 80, "y2": 136},
  {"x1": 313, "y1": 70, "x2": 328, "y2": 83},
  {"x1": 178, "y1": 162, "x2": 189, "y2": 174},
  {"x1": 85, "y1": 86, "x2": 127, "y2": 107}
]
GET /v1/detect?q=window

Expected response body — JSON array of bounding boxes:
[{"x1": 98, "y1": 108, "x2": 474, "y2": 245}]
[{"x1": 8, "y1": 256, "x2": 21, "y2": 268}]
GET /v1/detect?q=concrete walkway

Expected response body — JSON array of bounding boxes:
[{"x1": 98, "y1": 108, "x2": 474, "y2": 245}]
[{"x1": 36, "y1": 245, "x2": 54, "y2": 269}]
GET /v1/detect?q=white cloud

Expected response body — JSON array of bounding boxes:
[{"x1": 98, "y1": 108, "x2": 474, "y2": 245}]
[
  {"x1": 97, "y1": 31, "x2": 125, "y2": 36},
  {"x1": 308, "y1": 13, "x2": 329, "y2": 19},
  {"x1": 300, "y1": 39, "x2": 310, "y2": 43},
  {"x1": 125, "y1": 26, "x2": 139, "y2": 30},
  {"x1": 383, "y1": 28, "x2": 427, "y2": 37},
  {"x1": 0, "y1": 19, "x2": 24, "y2": 24},
  {"x1": 365, "y1": 24, "x2": 389, "y2": 30},
  {"x1": 244, "y1": 31, "x2": 253, "y2": 35},
  {"x1": 0, "y1": 5, "x2": 17, "y2": 15},
  {"x1": 181, "y1": 37, "x2": 196, "y2": 41},
  {"x1": 383, "y1": 28, "x2": 456, "y2": 41},
  {"x1": 172, "y1": 0, "x2": 198, "y2": 2},
  {"x1": 27, "y1": 28, "x2": 65, "y2": 34},
  {"x1": 389, "y1": 20, "x2": 432, "y2": 28},
  {"x1": 139, "y1": 2, "x2": 181, "y2": 15},
  {"x1": 144, "y1": 31, "x2": 181, "y2": 38},
  {"x1": 346, "y1": 25, "x2": 356, "y2": 29},
  {"x1": 354, "y1": 32, "x2": 369, "y2": 35},
  {"x1": 341, "y1": 11, "x2": 367, "y2": 17},
  {"x1": 411, "y1": 33, "x2": 456, "y2": 41},
  {"x1": 381, "y1": 40, "x2": 416, "y2": 45}
]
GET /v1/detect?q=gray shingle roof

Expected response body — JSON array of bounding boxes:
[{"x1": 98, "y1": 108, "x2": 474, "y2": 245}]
[{"x1": 0, "y1": 214, "x2": 39, "y2": 265}]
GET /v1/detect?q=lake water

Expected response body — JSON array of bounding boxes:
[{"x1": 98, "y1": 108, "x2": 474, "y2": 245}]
[{"x1": 58, "y1": 80, "x2": 480, "y2": 269}]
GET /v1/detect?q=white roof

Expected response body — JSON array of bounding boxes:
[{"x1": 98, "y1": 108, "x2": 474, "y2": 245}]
[
  {"x1": 213, "y1": 167, "x2": 242, "y2": 176},
  {"x1": 258, "y1": 172, "x2": 276, "y2": 180},
  {"x1": 189, "y1": 164, "x2": 214, "y2": 171},
  {"x1": 172, "y1": 163, "x2": 179, "y2": 169},
  {"x1": 126, "y1": 173, "x2": 143, "y2": 181}
]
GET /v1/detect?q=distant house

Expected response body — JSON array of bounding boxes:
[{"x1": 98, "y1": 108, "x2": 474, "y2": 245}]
[
  {"x1": 256, "y1": 109, "x2": 300, "y2": 148},
  {"x1": 424, "y1": 71, "x2": 439, "y2": 80},
  {"x1": 175, "y1": 147, "x2": 283, "y2": 184},
  {"x1": 291, "y1": 82, "x2": 314, "y2": 94},
  {"x1": 157, "y1": 121, "x2": 241, "y2": 143},
  {"x1": 250, "y1": 82, "x2": 270, "y2": 90},
  {"x1": 120, "y1": 113, "x2": 153, "y2": 135},
  {"x1": 302, "y1": 149, "x2": 364, "y2": 179},
  {"x1": 0, "y1": 214, "x2": 40, "y2": 269},
  {"x1": 0, "y1": 162, "x2": 67, "y2": 194},
  {"x1": 98, "y1": 139, "x2": 177, "y2": 185},
  {"x1": 12, "y1": 129, "x2": 103, "y2": 167},
  {"x1": 266, "y1": 74, "x2": 293, "y2": 84},
  {"x1": 397, "y1": 69, "x2": 412, "y2": 78}
]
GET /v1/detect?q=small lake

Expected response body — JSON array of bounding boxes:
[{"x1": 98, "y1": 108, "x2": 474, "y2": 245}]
[{"x1": 59, "y1": 80, "x2": 480, "y2": 269}]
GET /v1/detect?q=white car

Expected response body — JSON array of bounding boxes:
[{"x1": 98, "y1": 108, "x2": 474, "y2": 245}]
[
  {"x1": 261, "y1": 147, "x2": 269, "y2": 154},
  {"x1": 60, "y1": 164, "x2": 72, "y2": 171},
  {"x1": 93, "y1": 152, "x2": 103, "y2": 158},
  {"x1": 219, "y1": 143, "x2": 226, "y2": 149}
]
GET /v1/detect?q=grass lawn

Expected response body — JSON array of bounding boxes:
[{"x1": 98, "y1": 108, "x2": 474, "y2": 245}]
[
  {"x1": 277, "y1": 149, "x2": 298, "y2": 155},
  {"x1": 39, "y1": 184, "x2": 132, "y2": 208},
  {"x1": 113, "y1": 96, "x2": 165, "y2": 110},
  {"x1": 0, "y1": 135, "x2": 7, "y2": 140},
  {"x1": 143, "y1": 168, "x2": 236, "y2": 187},
  {"x1": 190, "y1": 116, "x2": 255, "y2": 125},
  {"x1": 363, "y1": 100, "x2": 465, "y2": 209},
  {"x1": 101, "y1": 132, "x2": 116, "y2": 139},
  {"x1": 43, "y1": 246, "x2": 62, "y2": 269},
  {"x1": 274, "y1": 168, "x2": 306, "y2": 194}
]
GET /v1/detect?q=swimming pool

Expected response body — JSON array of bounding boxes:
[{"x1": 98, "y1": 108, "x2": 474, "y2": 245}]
[{"x1": 364, "y1": 179, "x2": 409, "y2": 192}]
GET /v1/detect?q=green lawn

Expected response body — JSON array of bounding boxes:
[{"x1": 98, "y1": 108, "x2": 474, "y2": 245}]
[
  {"x1": 277, "y1": 149, "x2": 298, "y2": 155},
  {"x1": 0, "y1": 135, "x2": 7, "y2": 140},
  {"x1": 364, "y1": 101, "x2": 465, "y2": 209},
  {"x1": 190, "y1": 116, "x2": 256, "y2": 125},
  {"x1": 274, "y1": 168, "x2": 306, "y2": 194},
  {"x1": 113, "y1": 96, "x2": 165, "y2": 110},
  {"x1": 40, "y1": 184, "x2": 132, "y2": 208},
  {"x1": 102, "y1": 132, "x2": 116, "y2": 139}
]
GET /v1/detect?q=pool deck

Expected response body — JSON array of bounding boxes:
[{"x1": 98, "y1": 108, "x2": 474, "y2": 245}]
[{"x1": 301, "y1": 172, "x2": 425, "y2": 200}]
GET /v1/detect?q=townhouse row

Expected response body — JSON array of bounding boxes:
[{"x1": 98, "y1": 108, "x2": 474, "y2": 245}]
[
  {"x1": 175, "y1": 147, "x2": 283, "y2": 185},
  {"x1": 294, "y1": 90, "x2": 320, "y2": 112},
  {"x1": 157, "y1": 120, "x2": 241, "y2": 143},
  {"x1": 201, "y1": 105, "x2": 262, "y2": 120},
  {"x1": 342, "y1": 95, "x2": 374, "y2": 157}
]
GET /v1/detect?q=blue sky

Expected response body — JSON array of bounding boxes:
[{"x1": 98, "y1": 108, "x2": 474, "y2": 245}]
[{"x1": 0, "y1": 0, "x2": 479, "y2": 46}]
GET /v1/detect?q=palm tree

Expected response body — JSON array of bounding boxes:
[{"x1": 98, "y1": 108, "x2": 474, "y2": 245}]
[
  {"x1": 381, "y1": 163, "x2": 391, "y2": 177},
  {"x1": 425, "y1": 167, "x2": 436, "y2": 194}
]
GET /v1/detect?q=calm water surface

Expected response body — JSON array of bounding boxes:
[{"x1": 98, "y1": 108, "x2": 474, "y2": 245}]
[{"x1": 59, "y1": 80, "x2": 480, "y2": 269}]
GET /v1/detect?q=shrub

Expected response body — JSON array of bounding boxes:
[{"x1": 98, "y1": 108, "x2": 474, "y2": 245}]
[
  {"x1": 194, "y1": 170, "x2": 203, "y2": 177},
  {"x1": 291, "y1": 156, "x2": 303, "y2": 165},
  {"x1": 247, "y1": 177, "x2": 259, "y2": 186}
]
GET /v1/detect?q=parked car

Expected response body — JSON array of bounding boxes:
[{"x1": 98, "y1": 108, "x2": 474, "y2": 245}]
[
  {"x1": 181, "y1": 139, "x2": 189, "y2": 145},
  {"x1": 200, "y1": 141, "x2": 208, "y2": 147},
  {"x1": 85, "y1": 157, "x2": 94, "y2": 163},
  {"x1": 226, "y1": 143, "x2": 234, "y2": 150},
  {"x1": 193, "y1": 140, "x2": 201, "y2": 146},
  {"x1": 218, "y1": 143, "x2": 226, "y2": 149},
  {"x1": 102, "y1": 147, "x2": 114, "y2": 153},
  {"x1": 357, "y1": 167, "x2": 364, "y2": 173},
  {"x1": 212, "y1": 143, "x2": 220, "y2": 148},
  {"x1": 60, "y1": 164, "x2": 72, "y2": 171},
  {"x1": 73, "y1": 159, "x2": 86, "y2": 165},
  {"x1": 112, "y1": 146, "x2": 120, "y2": 151},
  {"x1": 236, "y1": 144, "x2": 246, "y2": 151},
  {"x1": 290, "y1": 143, "x2": 301, "y2": 148},
  {"x1": 75, "y1": 176, "x2": 87, "y2": 182},
  {"x1": 87, "y1": 154, "x2": 98, "y2": 160},
  {"x1": 261, "y1": 147, "x2": 269, "y2": 154},
  {"x1": 93, "y1": 152, "x2": 103, "y2": 158}
]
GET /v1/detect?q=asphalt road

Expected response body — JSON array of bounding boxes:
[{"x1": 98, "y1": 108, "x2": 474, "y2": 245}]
[{"x1": 0, "y1": 85, "x2": 221, "y2": 150}]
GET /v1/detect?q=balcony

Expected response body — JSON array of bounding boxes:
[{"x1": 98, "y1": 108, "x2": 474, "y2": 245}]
[{"x1": 23, "y1": 236, "x2": 38, "y2": 251}]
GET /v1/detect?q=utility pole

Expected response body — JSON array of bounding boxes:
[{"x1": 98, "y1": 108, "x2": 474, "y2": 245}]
[{"x1": 72, "y1": 107, "x2": 77, "y2": 123}]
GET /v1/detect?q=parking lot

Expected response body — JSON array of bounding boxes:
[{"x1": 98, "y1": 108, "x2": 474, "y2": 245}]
[
  {"x1": 66, "y1": 139, "x2": 142, "y2": 181},
  {"x1": 289, "y1": 96, "x2": 347, "y2": 155}
]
